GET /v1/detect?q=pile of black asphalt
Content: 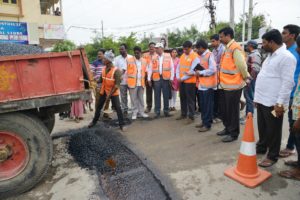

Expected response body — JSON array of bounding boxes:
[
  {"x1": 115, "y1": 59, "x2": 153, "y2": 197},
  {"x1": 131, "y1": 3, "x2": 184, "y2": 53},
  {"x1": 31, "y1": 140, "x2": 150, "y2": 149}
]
[
  {"x1": 0, "y1": 43, "x2": 44, "y2": 56},
  {"x1": 63, "y1": 123, "x2": 170, "y2": 200}
]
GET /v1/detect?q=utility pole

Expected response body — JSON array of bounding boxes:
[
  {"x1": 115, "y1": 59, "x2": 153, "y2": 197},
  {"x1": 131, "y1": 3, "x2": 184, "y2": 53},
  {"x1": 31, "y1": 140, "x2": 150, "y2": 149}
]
[
  {"x1": 247, "y1": 0, "x2": 253, "y2": 40},
  {"x1": 101, "y1": 20, "x2": 104, "y2": 38},
  {"x1": 230, "y1": 0, "x2": 235, "y2": 29},
  {"x1": 242, "y1": 0, "x2": 246, "y2": 46},
  {"x1": 205, "y1": 0, "x2": 217, "y2": 33}
]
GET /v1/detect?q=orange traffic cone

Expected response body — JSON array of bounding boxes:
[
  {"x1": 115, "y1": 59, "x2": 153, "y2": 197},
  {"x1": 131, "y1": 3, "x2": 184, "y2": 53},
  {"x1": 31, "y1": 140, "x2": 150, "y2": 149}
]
[{"x1": 224, "y1": 113, "x2": 272, "y2": 188}]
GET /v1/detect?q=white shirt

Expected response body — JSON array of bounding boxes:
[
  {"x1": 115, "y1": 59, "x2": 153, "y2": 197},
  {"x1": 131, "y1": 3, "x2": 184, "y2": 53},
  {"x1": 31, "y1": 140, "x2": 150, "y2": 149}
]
[
  {"x1": 114, "y1": 54, "x2": 133, "y2": 85},
  {"x1": 135, "y1": 59, "x2": 142, "y2": 87},
  {"x1": 147, "y1": 53, "x2": 174, "y2": 81},
  {"x1": 158, "y1": 55, "x2": 164, "y2": 74},
  {"x1": 254, "y1": 45, "x2": 296, "y2": 107}
]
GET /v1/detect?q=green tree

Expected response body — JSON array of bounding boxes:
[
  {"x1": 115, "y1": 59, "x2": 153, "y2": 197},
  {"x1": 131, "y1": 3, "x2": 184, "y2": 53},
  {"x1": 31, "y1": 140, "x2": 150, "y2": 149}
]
[
  {"x1": 234, "y1": 14, "x2": 267, "y2": 41},
  {"x1": 139, "y1": 37, "x2": 150, "y2": 52},
  {"x1": 199, "y1": 22, "x2": 230, "y2": 41},
  {"x1": 166, "y1": 14, "x2": 266, "y2": 48},
  {"x1": 84, "y1": 32, "x2": 151, "y2": 62},
  {"x1": 52, "y1": 40, "x2": 76, "y2": 52},
  {"x1": 83, "y1": 14, "x2": 267, "y2": 61},
  {"x1": 118, "y1": 32, "x2": 138, "y2": 55},
  {"x1": 84, "y1": 36, "x2": 119, "y2": 62},
  {"x1": 167, "y1": 25, "x2": 203, "y2": 47}
]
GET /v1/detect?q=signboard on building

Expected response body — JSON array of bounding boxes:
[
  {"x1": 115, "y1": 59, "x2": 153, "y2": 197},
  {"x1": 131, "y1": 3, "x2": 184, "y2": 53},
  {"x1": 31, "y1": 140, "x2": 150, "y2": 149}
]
[
  {"x1": 0, "y1": 20, "x2": 29, "y2": 44},
  {"x1": 44, "y1": 24, "x2": 65, "y2": 40}
]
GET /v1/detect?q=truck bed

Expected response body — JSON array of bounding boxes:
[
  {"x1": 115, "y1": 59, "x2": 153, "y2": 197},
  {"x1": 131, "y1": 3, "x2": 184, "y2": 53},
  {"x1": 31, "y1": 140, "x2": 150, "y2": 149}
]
[
  {"x1": 0, "y1": 50, "x2": 91, "y2": 103},
  {"x1": 0, "y1": 49, "x2": 92, "y2": 114}
]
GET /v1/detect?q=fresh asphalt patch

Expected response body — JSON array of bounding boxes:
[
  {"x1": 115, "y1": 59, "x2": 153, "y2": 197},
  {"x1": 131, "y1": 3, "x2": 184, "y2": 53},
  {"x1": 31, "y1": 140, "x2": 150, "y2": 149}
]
[{"x1": 53, "y1": 124, "x2": 170, "y2": 200}]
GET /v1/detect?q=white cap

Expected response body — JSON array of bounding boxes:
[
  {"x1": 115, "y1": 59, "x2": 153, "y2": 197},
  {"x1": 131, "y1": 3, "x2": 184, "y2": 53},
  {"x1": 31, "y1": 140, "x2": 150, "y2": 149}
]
[
  {"x1": 104, "y1": 50, "x2": 115, "y2": 62},
  {"x1": 155, "y1": 43, "x2": 164, "y2": 48}
]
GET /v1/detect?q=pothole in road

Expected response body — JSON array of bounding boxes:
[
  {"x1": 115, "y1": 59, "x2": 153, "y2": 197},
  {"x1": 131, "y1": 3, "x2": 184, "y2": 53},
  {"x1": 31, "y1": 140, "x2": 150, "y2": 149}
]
[{"x1": 64, "y1": 125, "x2": 170, "y2": 200}]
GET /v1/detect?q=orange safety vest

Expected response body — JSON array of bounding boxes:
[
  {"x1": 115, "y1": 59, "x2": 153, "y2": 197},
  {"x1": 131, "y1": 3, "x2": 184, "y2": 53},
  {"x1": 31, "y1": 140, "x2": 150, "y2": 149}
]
[
  {"x1": 127, "y1": 57, "x2": 147, "y2": 88},
  {"x1": 179, "y1": 51, "x2": 198, "y2": 84},
  {"x1": 219, "y1": 41, "x2": 244, "y2": 90},
  {"x1": 143, "y1": 52, "x2": 156, "y2": 65},
  {"x1": 151, "y1": 53, "x2": 172, "y2": 81},
  {"x1": 198, "y1": 51, "x2": 217, "y2": 89},
  {"x1": 100, "y1": 66, "x2": 119, "y2": 96}
]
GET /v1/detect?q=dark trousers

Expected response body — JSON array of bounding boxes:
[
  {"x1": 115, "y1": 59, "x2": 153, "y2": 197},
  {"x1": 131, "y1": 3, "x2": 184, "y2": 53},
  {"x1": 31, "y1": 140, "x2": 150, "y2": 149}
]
[
  {"x1": 296, "y1": 131, "x2": 300, "y2": 167},
  {"x1": 92, "y1": 94, "x2": 124, "y2": 127},
  {"x1": 286, "y1": 98, "x2": 296, "y2": 150},
  {"x1": 145, "y1": 74, "x2": 153, "y2": 110},
  {"x1": 213, "y1": 89, "x2": 220, "y2": 118},
  {"x1": 153, "y1": 77, "x2": 170, "y2": 115},
  {"x1": 196, "y1": 87, "x2": 201, "y2": 112},
  {"x1": 243, "y1": 79, "x2": 255, "y2": 115},
  {"x1": 256, "y1": 103, "x2": 283, "y2": 161},
  {"x1": 219, "y1": 89, "x2": 242, "y2": 138},
  {"x1": 199, "y1": 89, "x2": 214, "y2": 128},
  {"x1": 180, "y1": 82, "x2": 196, "y2": 119}
]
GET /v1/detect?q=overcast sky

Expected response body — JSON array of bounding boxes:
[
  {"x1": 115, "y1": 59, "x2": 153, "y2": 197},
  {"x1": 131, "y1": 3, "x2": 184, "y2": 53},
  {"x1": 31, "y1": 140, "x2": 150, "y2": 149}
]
[{"x1": 62, "y1": 0, "x2": 300, "y2": 45}]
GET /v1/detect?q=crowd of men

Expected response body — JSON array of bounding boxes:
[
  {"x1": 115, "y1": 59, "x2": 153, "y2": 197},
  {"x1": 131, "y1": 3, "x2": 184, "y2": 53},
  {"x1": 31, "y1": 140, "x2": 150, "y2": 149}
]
[{"x1": 88, "y1": 25, "x2": 300, "y2": 180}]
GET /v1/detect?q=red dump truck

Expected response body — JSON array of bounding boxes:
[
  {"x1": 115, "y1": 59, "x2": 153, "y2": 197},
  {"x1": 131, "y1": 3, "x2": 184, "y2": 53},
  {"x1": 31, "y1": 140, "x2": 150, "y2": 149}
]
[{"x1": 0, "y1": 49, "x2": 92, "y2": 198}]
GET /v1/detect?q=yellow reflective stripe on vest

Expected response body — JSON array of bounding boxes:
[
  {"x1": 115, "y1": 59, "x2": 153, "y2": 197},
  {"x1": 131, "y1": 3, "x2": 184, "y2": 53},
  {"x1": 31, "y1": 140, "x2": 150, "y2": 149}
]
[
  {"x1": 219, "y1": 82, "x2": 244, "y2": 89},
  {"x1": 103, "y1": 77, "x2": 115, "y2": 81},
  {"x1": 220, "y1": 68, "x2": 240, "y2": 75},
  {"x1": 180, "y1": 65, "x2": 190, "y2": 69},
  {"x1": 199, "y1": 84, "x2": 217, "y2": 89}
]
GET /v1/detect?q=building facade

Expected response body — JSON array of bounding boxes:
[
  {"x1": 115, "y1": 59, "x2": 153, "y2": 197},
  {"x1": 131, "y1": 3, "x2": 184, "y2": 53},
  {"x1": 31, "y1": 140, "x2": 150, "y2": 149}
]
[{"x1": 0, "y1": 0, "x2": 64, "y2": 48}]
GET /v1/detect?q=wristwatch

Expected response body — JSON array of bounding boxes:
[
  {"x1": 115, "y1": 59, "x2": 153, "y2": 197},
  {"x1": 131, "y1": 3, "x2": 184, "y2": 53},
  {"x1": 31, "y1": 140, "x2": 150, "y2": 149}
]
[
  {"x1": 276, "y1": 103, "x2": 286, "y2": 111},
  {"x1": 276, "y1": 104, "x2": 283, "y2": 108}
]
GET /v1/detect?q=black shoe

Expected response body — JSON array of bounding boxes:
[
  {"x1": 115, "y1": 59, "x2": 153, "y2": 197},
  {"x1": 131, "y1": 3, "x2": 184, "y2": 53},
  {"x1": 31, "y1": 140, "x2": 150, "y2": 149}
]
[
  {"x1": 164, "y1": 113, "x2": 172, "y2": 117},
  {"x1": 222, "y1": 135, "x2": 237, "y2": 143},
  {"x1": 216, "y1": 129, "x2": 229, "y2": 136},
  {"x1": 154, "y1": 114, "x2": 160, "y2": 119},
  {"x1": 145, "y1": 108, "x2": 151, "y2": 113},
  {"x1": 198, "y1": 126, "x2": 211, "y2": 132},
  {"x1": 176, "y1": 116, "x2": 187, "y2": 120},
  {"x1": 88, "y1": 121, "x2": 96, "y2": 128},
  {"x1": 120, "y1": 126, "x2": 127, "y2": 132}
]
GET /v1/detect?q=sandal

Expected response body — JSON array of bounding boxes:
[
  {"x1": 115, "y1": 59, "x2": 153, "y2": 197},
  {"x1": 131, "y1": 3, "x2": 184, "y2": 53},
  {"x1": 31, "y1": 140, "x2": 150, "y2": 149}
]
[
  {"x1": 278, "y1": 168, "x2": 300, "y2": 181},
  {"x1": 258, "y1": 158, "x2": 276, "y2": 168},
  {"x1": 284, "y1": 160, "x2": 299, "y2": 167},
  {"x1": 279, "y1": 148, "x2": 295, "y2": 158}
]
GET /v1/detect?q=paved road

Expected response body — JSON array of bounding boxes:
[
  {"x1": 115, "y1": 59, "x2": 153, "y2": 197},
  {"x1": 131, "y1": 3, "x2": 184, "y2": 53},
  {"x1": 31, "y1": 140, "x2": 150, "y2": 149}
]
[
  {"x1": 7, "y1": 107, "x2": 300, "y2": 200},
  {"x1": 124, "y1": 111, "x2": 300, "y2": 200}
]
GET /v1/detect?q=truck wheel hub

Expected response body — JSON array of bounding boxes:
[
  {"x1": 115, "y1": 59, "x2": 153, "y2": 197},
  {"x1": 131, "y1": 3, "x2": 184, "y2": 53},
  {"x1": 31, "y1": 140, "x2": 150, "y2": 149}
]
[
  {"x1": 0, "y1": 131, "x2": 29, "y2": 181},
  {"x1": 0, "y1": 145, "x2": 12, "y2": 162}
]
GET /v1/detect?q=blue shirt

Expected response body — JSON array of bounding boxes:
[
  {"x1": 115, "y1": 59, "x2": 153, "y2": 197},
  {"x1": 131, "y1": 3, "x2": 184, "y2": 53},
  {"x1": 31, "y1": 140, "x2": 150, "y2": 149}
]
[{"x1": 288, "y1": 43, "x2": 300, "y2": 98}]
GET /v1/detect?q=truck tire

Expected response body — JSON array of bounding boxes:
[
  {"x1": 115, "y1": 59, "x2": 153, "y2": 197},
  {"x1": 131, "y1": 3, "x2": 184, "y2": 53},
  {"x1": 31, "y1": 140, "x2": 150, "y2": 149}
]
[
  {"x1": 0, "y1": 113, "x2": 53, "y2": 199},
  {"x1": 41, "y1": 113, "x2": 55, "y2": 133}
]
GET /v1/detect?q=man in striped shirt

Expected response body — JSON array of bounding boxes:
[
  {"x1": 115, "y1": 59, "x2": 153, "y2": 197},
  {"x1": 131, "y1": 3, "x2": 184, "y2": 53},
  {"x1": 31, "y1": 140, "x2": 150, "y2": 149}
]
[{"x1": 90, "y1": 49, "x2": 106, "y2": 111}]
